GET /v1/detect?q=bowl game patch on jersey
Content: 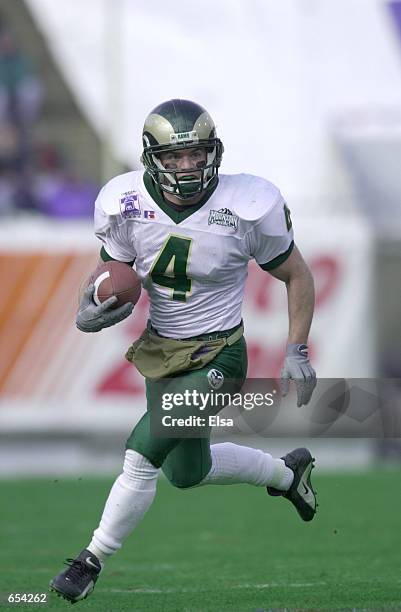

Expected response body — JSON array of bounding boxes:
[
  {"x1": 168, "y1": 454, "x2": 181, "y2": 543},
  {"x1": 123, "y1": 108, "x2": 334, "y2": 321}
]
[
  {"x1": 120, "y1": 193, "x2": 141, "y2": 218},
  {"x1": 208, "y1": 208, "x2": 238, "y2": 229}
]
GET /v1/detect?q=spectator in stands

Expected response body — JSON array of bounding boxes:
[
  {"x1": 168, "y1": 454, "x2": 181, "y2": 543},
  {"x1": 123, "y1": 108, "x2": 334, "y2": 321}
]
[
  {"x1": 0, "y1": 26, "x2": 97, "y2": 218},
  {"x1": 0, "y1": 28, "x2": 43, "y2": 129},
  {"x1": 0, "y1": 26, "x2": 43, "y2": 180},
  {"x1": 0, "y1": 120, "x2": 20, "y2": 169}
]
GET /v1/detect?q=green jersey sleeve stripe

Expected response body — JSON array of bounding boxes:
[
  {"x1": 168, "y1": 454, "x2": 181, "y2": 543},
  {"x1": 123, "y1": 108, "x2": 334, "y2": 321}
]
[
  {"x1": 258, "y1": 240, "x2": 294, "y2": 271},
  {"x1": 100, "y1": 245, "x2": 135, "y2": 267}
]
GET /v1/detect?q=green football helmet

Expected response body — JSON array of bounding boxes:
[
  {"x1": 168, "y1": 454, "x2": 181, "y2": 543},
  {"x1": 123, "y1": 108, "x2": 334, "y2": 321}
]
[{"x1": 141, "y1": 99, "x2": 224, "y2": 200}]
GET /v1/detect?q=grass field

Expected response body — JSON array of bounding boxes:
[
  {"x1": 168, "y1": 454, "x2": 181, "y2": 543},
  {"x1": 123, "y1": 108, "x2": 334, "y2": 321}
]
[{"x1": 1, "y1": 470, "x2": 401, "y2": 611}]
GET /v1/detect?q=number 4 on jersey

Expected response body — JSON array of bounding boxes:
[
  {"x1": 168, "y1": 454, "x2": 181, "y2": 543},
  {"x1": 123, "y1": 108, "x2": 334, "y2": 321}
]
[{"x1": 150, "y1": 235, "x2": 192, "y2": 301}]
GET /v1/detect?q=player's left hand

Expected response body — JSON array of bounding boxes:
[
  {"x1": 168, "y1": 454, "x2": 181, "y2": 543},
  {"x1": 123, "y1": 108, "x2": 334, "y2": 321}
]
[
  {"x1": 280, "y1": 344, "x2": 317, "y2": 407},
  {"x1": 76, "y1": 284, "x2": 133, "y2": 333}
]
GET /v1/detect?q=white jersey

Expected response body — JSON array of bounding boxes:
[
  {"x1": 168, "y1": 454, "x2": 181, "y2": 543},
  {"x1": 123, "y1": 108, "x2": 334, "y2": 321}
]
[{"x1": 94, "y1": 171, "x2": 293, "y2": 338}]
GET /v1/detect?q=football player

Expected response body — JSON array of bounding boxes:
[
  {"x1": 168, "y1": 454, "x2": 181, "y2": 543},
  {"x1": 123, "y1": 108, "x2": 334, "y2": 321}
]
[{"x1": 50, "y1": 99, "x2": 317, "y2": 603}]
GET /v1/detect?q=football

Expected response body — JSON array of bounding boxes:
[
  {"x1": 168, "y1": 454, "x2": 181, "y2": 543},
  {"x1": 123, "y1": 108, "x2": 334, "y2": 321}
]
[{"x1": 89, "y1": 260, "x2": 141, "y2": 309}]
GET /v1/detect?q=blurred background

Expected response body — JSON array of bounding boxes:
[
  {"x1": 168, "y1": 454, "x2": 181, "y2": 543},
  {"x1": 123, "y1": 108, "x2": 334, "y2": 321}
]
[{"x1": 1, "y1": 0, "x2": 401, "y2": 476}]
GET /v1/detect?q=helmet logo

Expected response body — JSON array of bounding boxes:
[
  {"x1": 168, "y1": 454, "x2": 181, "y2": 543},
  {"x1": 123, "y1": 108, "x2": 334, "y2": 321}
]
[{"x1": 170, "y1": 130, "x2": 199, "y2": 144}]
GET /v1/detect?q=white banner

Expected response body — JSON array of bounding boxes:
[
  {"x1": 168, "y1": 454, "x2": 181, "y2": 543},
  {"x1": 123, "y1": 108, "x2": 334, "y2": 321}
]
[{"x1": 0, "y1": 215, "x2": 374, "y2": 430}]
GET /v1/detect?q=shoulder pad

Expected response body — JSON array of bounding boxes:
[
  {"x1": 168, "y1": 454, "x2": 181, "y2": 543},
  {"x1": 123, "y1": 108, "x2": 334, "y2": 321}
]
[
  {"x1": 97, "y1": 171, "x2": 144, "y2": 216},
  {"x1": 218, "y1": 173, "x2": 283, "y2": 222}
]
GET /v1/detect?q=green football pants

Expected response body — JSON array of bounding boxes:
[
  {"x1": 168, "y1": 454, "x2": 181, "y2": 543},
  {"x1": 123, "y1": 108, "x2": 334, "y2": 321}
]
[{"x1": 126, "y1": 336, "x2": 248, "y2": 488}]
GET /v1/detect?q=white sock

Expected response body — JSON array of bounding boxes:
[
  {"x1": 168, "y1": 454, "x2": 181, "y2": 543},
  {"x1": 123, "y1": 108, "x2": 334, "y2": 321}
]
[
  {"x1": 199, "y1": 442, "x2": 293, "y2": 489},
  {"x1": 87, "y1": 450, "x2": 159, "y2": 562}
]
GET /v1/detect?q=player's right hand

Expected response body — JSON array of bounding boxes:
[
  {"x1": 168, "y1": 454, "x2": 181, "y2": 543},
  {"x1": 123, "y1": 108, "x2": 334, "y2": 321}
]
[{"x1": 76, "y1": 284, "x2": 134, "y2": 333}]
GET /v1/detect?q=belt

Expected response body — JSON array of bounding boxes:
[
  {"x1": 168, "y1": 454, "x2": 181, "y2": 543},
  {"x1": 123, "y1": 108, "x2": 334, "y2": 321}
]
[{"x1": 148, "y1": 320, "x2": 243, "y2": 343}]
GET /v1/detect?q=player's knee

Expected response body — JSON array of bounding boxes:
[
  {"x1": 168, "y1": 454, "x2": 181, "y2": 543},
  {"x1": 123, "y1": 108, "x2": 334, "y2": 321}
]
[
  {"x1": 125, "y1": 424, "x2": 168, "y2": 469},
  {"x1": 163, "y1": 467, "x2": 204, "y2": 489},
  {"x1": 125, "y1": 439, "x2": 164, "y2": 469}
]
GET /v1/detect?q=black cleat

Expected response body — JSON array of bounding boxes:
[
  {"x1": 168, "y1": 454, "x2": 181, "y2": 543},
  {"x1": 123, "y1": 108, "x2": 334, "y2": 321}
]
[
  {"x1": 267, "y1": 447, "x2": 317, "y2": 522},
  {"x1": 49, "y1": 549, "x2": 102, "y2": 604}
]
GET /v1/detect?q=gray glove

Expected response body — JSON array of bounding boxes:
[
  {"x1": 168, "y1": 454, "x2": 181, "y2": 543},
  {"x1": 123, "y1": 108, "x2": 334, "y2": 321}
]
[
  {"x1": 76, "y1": 284, "x2": 134, "y2": 333},
  {"x1": 281, "y1": 343, "x2": 317, "y2": 407}
]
